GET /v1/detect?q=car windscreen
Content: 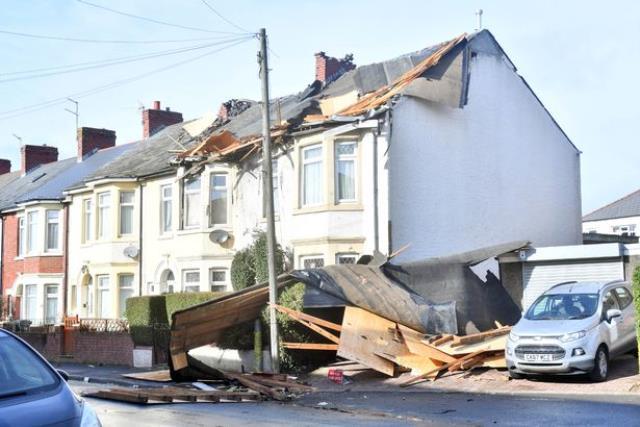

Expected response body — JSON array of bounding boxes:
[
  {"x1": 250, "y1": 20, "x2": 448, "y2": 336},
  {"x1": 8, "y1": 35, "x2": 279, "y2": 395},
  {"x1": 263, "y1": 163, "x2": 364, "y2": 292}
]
[
  {"x1": 525, "y1": 293, "x2": 599, "y2": 321},
  {"x1": 0, "y1": 335, "x2": 59, "y2": 398}
]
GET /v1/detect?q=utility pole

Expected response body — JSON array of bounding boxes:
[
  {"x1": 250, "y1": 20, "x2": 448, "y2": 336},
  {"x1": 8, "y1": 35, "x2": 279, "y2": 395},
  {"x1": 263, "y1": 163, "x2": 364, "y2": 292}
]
[{"x1": 258, "y1": 27, "x2": 280, "y2": 373}]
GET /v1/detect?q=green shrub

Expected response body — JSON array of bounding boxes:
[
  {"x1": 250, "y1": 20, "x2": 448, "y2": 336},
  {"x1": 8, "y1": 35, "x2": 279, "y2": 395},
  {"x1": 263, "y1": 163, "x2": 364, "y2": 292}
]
[
  {"x1": 165, "y1": 291, "x2": 226, "y2": 323},
  {"x1": 252, "y1": 232, "x2": 285, "y2": 284},
  {"x1": 125, "y1": 296, "x2": 168, "y2": 346},
  {"x1": 632, "y1": 266, "x2": 640, "y2": 372},
  {"x1": 231, "y1": 248, "x2": 256, "y2": 291}
]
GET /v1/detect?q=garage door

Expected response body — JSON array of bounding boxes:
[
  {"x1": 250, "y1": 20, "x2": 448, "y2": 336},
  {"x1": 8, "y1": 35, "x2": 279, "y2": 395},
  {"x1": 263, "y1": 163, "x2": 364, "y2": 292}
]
[{"x1": 522, "y1": 260, "x2": 623, "y2": 310}]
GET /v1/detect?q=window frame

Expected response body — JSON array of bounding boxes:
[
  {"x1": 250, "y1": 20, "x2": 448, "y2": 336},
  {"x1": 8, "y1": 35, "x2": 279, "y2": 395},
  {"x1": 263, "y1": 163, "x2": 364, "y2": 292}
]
[
  {"x1": 209, "y1": 268, "x2": 228, "y2": 292},
  {"x1": 182, "y1": 269, "x2": 200, "y2": 293},
  {"x1": 209, "y1": 172, "x2": 229, "y2": 227},
  {"x1": 83, "y1": 198, "x2": 93, "y2": 242},
  {"x1": 300, "y1": 255, "x2": 325, "y2": 269},
  {"x1": 334, "y1": 140, "x2": 358, "y2": 203},
  {"x1": 44, "y1": 209, "x2": 61, "y2": 252},
  {"x1": 17, "y1": 215, "x2": 25, "y2": 257},
  {"x1": 118, "y1": 274, "x2": 134, "y2": 318},
  {"x1": 336, "y1": 253, "x2": 358, "y2": 265},
  {"x1": 614, "y1": 287, "x2": 633, "y2": 309},
  {"x1": 118, "y1": 191, "x2": 135, "y2": 236},
  {"x1": 26, "y1": 211, "x2": 38, "y2": 254},
  {"x1": 160, "y1": 184, "x2": 172, "y2": 234},
  {"x1": 301, "y1": 144, "x2": 324, "y2": 207},
  {"x1": 181, "y1": 176, "x2": 201, "y2": 229},
  {"x1": 96, "y1": 275, "x2": 110, "y2": 319},
  {"x1": 97, "y1": 192, "x2": 111, "y2": 240},
  {"x1": 44, "y1": 284, "x2": 59, "y2": 325}
]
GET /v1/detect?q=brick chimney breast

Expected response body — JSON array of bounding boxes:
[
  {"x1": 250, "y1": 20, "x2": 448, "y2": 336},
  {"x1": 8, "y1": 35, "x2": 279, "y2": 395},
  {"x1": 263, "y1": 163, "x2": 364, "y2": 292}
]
[
  {"x1": 0, "y1": 159, "x2": 11, "y2": 175},
  {"x1": 21, "y1": 145, "x2": 58, "y2": 174},
  {"x1": 142, "y1": 101, "x2": 183, "y2": 138},
  {"x1": 77, "y1": 127, "x2": 116, "y2": 161},
  {"x1": 315, "y1": 52, "x2": 355, "y2": 84}
]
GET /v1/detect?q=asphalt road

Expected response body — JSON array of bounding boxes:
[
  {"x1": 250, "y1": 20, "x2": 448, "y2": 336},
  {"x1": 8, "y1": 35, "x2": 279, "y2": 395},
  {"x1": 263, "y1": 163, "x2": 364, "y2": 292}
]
[{"x1": 72, "y1": 381, "x2": 640, "y2": 426}]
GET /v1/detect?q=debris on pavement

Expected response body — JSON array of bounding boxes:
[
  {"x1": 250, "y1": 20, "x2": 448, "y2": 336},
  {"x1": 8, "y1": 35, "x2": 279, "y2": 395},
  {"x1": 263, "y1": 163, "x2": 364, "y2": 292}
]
[{"x1": 121, "y1": 370, "x2": 172, "y2": 382}]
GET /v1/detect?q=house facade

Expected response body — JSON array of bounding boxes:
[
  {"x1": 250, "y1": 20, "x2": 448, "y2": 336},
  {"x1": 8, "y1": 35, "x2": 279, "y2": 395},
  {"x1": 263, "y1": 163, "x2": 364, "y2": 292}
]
[{"x1": 583, "y1": 189, "x2": 640, "y2": 237}]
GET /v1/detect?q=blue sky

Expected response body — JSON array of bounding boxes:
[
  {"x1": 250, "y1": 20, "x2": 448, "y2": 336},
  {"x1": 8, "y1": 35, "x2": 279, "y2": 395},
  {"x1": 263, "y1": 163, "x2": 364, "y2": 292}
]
[{"x1": 1, "y1": 0, "x2": 639, "y2": 214}]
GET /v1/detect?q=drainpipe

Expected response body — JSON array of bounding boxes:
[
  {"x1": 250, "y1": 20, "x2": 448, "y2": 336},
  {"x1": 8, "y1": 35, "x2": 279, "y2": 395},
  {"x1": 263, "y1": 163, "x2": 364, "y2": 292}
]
[
  {"x1": 62, "y1": 204, "x2": 70, "y2": 318},
  {"x1": 138, "y1": 184, "x2": 144, "y2": 296},
  {"x1": 372, "y1": 129, "x2": 379, "y2": 253}
]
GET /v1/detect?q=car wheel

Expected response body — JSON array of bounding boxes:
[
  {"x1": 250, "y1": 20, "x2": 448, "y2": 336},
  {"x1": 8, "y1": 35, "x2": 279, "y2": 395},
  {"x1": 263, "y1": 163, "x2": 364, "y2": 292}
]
[
  {"x1": 509, "y1": 370, "x2": 525, "y2": 380},
  {"x1": 589, "y1": 346, "x2": 608, "y2": 382}
]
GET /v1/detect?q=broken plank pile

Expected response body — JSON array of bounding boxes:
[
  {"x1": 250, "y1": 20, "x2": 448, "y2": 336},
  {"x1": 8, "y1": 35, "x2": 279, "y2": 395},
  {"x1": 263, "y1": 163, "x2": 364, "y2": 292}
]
[
  {"x1": 275, "y1": 305, "x2": 510, "y2": 387},
  {"x1": 84, "y1": 372, "x2": 315, "y2": 405}
]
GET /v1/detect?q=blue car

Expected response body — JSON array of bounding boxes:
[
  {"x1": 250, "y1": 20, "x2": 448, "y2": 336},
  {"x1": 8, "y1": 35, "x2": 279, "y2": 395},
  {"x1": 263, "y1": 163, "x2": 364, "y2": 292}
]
[{"x1": 0, "y1": 329, "x2": 101, "y2": 427}]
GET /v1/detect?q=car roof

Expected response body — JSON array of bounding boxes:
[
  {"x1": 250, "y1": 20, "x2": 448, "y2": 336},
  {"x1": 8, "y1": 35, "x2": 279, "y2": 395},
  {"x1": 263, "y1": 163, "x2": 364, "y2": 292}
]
[{"x1": 546, "y1": 280, "x2": 627, "y2": 294}]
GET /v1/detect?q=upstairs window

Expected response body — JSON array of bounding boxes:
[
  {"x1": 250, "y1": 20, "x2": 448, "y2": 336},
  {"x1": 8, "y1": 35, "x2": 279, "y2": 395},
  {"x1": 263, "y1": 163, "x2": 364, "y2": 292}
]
[
  {"x1": 160, "y1": 185, "x2": 172, "y2": 234},
  {"x1": 119, "y1": 191, "x2": 134, "y2": 235},
  {"x1": 335, "y1": 141, "x2": 357, "y2": 202},
  {"x1": 83, "y1": 199, "x2": 93, "y2": 242},
  {"x1": 45, "y1": 210, "x2": 60, "y2": 251},
  {"x1": 209, "y1": 173, "x2": 228, "y2": 226},
  {"x1": 301, "y1": 144, "x2": 323, "y2": 206},
  {"x1": 98, "y1": 192, "x2": 110, "y2": 239},
  {"x1": 17, "y1": 216, "x2": 25, "y2": 256},
  {"x1": 182, "y1": 176, "x2": 201, "y2": 229},
  {"x1": 27, "y1": 211, "x2": 38, "y2": 254}
]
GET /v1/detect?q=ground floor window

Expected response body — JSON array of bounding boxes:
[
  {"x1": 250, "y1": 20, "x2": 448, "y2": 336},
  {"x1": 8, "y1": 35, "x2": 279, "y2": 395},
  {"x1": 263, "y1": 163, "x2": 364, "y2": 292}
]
[
  {"x1": 336, "y1": 253, "x2": 358, "y2": 265},
  {"x1": 209, "y1": 268, "x2": 227, "y2": 292},
  {"x1": 23, "y1": 284, "x2": 37, "y2": 322},
  {"x1": 118, "y1": 274, "x2": 134, "y2": 318},
  {"x1": 44, "y1": 285, "x2": 59, "y2": 324},
  {"x1": 300, "y1": 255, "x2": 325, "y2": 269},
  {"x1": 182, "y1": 270, "x2": 200, "y2": 292},
  {"x1": 97, "y1": 275, "x2": 110, "y2": 318}
]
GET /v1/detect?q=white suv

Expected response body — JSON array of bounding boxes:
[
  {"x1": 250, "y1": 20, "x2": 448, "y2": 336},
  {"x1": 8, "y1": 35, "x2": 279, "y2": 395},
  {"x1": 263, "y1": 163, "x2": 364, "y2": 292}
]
[{"x1": 505, "y1": 280, "x2": 636, "y2": 381}]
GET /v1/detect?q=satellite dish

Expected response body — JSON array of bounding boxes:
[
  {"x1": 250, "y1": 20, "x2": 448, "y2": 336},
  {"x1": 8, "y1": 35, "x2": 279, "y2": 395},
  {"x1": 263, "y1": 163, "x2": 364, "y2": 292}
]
[
  {"x1": 123, "y1": 245, "x2": 140, "y2": 259},
  {"x1": 209, "y1": 229, "x2": 230, "y2": 245}
]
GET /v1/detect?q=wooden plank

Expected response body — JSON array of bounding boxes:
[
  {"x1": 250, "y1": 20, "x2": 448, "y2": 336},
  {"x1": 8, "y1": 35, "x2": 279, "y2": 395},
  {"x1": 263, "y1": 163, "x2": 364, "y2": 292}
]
[
  {"x1": 295, "y1": 318, "x2": 340, "y2": 344},
  {"x1": 272, "y1": 304, "x2": 342, "y2": 332},
  {"x1": 431, "y1": 334, "x2": 454, "y2": 347},
  {"x1": 397, "y1": 324, "x2": 457, "y2": 364},
  {"x1": 337, "y1": 307, "x2": 410, "y2": 377},
  {"x1": 83, "y1": 389, "x2": 149, "y2": 404},
  {"x1": 400, "y1": 350, "x2": 486, "y2": 387},
  {"x1": 375, "y1": 352, "x2": 440, "y2": 378},
  {"x1": 283, "y1": 342, "x2": 338, "y2": 351},
  {"x1": 247, "y1": 376, "x2": 315, "y2": 393},
  {"x1": 171, "y1": 352, "x2": 188, "y2": 371},
  {"x1": 224, "y1": 373, "x2": 288, "y2": 401},
  {"x1": 449, "y1": 327, "x2": 511, "y2": 347},
  {"x1": 122, "y1": 370, "x2": 172, "y2": 382},
  {"x1": 435, "y1": 334, "x2": 508, "y2": 356}
]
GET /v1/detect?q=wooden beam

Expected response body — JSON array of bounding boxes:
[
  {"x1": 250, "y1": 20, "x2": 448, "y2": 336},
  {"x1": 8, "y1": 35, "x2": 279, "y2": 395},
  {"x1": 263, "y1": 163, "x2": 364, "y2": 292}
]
[
  {"x1": 400, "y1": 349, "x2": 487, "y2": 387},
  {"x1": 283, "y1": 342, "x2": 339, "y2": 351},
  {"x1": 272, "y1": 304, "x2": 342, "y2": 332}
]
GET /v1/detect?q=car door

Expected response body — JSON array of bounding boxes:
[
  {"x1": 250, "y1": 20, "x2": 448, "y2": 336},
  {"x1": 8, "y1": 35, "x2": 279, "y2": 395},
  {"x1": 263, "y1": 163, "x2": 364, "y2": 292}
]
[
  {"x1": 601, "y1": 289, "x2": 622, "y2": 355},
  {"x1": 613, "y1": 286, "x2": 636, "y2": 350}
]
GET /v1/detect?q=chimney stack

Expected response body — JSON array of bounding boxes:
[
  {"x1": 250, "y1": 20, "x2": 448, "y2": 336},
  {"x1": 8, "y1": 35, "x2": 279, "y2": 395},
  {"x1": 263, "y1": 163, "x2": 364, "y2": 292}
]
[
  {"x1": 0, "y1": 159, "x2": 11, "y2": 175},
  {"x1": 77, "y1": 127, "x2": 116, "y2": 161},
  {"x1": 142, "y1": 100, "x2": 183, "y2": 138},
  {"x1": 314, "y1": 52, "x2": 355, "y2": 84},
  {"x1": 21, "y1": 145, "x2": 58, "y2": 174}
]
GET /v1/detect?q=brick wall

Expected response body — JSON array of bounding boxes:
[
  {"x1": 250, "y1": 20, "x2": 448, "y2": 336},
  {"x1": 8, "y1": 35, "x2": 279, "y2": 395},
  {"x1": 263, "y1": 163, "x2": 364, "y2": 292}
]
[{"x1": 21, "y1": 145, "x2": 58, "y2": 174}]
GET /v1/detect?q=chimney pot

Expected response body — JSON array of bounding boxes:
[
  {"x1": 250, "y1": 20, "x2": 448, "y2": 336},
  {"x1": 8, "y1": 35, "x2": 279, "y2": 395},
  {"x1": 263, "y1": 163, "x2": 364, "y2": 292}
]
[
  {"x1": 153, "y1": 100, "x2": 161, "y2": 110},
  {"x1": 77, "y1": 127, "x2": 116, "y2": 161},
  {"x1": 0, "y1": 159, "x2": 11, "y2": 175},
  {"x1": 21, "y1": 144, "x2": 58, "y2": 174}
]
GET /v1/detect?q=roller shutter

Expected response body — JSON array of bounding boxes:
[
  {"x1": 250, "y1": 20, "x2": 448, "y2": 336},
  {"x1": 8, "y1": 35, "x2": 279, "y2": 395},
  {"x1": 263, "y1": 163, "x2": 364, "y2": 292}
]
[{"x1": 522, "y1": 260, "x2": 623, "y2": 310}]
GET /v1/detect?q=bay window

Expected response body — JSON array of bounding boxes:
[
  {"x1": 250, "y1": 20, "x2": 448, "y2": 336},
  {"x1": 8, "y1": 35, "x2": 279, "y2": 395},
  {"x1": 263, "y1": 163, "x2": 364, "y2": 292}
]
[
  {"x1": 45, "y1": 210, "x2": 60, "y2": 251},
  {"x1": 23, "y1": 284, "x2": 37, "y2": 322},
  {"x1": 209, "y1": 173, "x2": 228, "y2": 226},
  {"x1": 119, "y1": 191, "x2": 134, "y2": 235},
  {"x1": 302, "y1": 144, "x2": 323, "y2": 206},
  {"x1": 98, "y1": 192, "x2": 110, "y2": 239},
  {"x1": 160, "y1": 185, "x2": 172, "y2": 233},
  {"x1": 44, "y1": 285, "x2": 59, "y2": 324},
  {"x1": 83, "y1": 199, "x2": 93, "y2": 242},
  {"x1": 118, "y1": 274, "x2": 134, "y2": 318},
  {"x1": 335, "y1": 141, "x2": 357, "y2": 202},
  {"x1": 17, "y1": 216, "x2": 25, "y2": 256},
  {"x1": 27, "y1": 211, "x2": 38, "y2": 254},
  {"x1": 209, "y1": 268, "x2": 227, "y2": 292},
  {"x1": 182, "y1": 176, "x2": 201, "y2": 228},
  {"x1": 183, "y1": 270, "x2": 200, "y2": 292}
]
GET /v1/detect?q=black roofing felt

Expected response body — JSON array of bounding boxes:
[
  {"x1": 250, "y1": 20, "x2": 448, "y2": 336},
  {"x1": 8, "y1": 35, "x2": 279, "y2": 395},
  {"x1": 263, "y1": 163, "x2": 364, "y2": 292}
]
[{"x1": 583, "y1": 189, "x2": 640, "y2": 222}]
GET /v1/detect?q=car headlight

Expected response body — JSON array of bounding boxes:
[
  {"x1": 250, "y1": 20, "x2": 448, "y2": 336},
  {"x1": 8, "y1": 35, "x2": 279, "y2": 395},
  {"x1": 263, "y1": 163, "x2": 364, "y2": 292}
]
[
  {"x1": 559, "y1": 330, "x2": 586, "y2": 343},
  {"x1": 80, "y1": 402, "x2": 102, "y2": 427},
  {"x1": 509, "y1": 331, "x2": 520, "y2": 341}
]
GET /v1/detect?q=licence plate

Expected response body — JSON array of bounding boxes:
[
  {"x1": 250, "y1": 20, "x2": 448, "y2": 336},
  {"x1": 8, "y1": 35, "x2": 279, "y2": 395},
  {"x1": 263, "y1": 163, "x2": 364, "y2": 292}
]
[{"x1": 524, "y1": 353, "x2": 552, "y2": 362}]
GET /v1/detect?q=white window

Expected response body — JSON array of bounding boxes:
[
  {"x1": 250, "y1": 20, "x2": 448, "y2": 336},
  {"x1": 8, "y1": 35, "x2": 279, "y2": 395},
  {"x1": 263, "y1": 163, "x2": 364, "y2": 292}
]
[
  {"x1": 17, "y1": 216, "x2": 25, "y2": 256},
  {"x1": 300, "y1": 255, "x2": 324, "y2": 269},
  {"x1": 209, "y1": 268, "x2": 227, "y2": 292},
  {"x1": 23, "y1": 284, "x2": 37, "y2": 321},
  {"x1": 613, "y1": 225, "x2": 636, "y2": 236},
  {"x1": 27, "y1": 211, "x2": 38, "y2": 254},
  {"x1": 45, "y1": 210, "x2": 60, "y2": 251},
  {"x1": 301, "y1": 144, "x2": 323, "y2": 206},
  {"x1": 209, "y1": 173, "x2": 228, "y2": 226},
  {"x1": 83, "y1": 199, "x2": 93, "y2": 241},
  {"x1": 182, "y1": 176, "x2": 201, "y2": 228},
  {"x1": 44, "y1": 285, "x2": 58, "y2": 324},
  {"x1": 183, "y1": 270, "x2": 200, "y2": 292},
  {"x1": 97, "y1": 275, "x2": 110, "y2": 318},
  {"x1": 119, "y1": 191, "x2": 134, "y2": 235},
  {"x1": 160, "y1": 185, "x2": 172, "y2": 234},
  {"x1": 98, "y1": 192, "x2": 110, "y2": 239},
  {"x1": 335, "y1": 141, "x2": 357, "y2": 202},
  {"x1": 118, "y1": 274, "x2": 134, "y2": 318},
  {"x1": 336, "y1": 253, "x2": 358, "y2": 265}
]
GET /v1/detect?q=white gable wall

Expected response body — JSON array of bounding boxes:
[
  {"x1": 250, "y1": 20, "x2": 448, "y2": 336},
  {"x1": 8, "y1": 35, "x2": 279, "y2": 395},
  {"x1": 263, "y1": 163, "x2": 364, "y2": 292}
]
[{"x1": 388, "y1": 39, "x2": 582, "y2": 262}]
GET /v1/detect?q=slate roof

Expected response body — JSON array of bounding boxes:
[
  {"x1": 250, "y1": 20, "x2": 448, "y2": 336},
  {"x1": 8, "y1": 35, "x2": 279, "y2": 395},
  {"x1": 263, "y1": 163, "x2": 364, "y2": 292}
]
[{"x1": 583, "y1": 189, "x2": 640, "y2": 222}]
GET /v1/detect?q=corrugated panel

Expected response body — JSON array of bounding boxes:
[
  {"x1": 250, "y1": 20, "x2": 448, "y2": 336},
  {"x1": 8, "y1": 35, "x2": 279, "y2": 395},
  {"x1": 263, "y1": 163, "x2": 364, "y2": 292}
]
[{"x1": 522, "y1": 261, "x2": 623, "y2": 310}]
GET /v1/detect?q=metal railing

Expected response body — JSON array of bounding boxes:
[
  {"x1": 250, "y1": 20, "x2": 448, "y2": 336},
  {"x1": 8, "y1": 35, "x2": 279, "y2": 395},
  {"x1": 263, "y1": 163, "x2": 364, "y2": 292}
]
[{"x1": 77, "y1": 318, "x2": 129, "y2": 333}]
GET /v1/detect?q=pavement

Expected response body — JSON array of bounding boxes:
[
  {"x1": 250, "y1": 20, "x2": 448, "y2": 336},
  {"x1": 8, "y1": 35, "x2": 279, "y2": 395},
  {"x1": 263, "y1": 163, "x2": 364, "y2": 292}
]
[{"x1": 51, "y1": 361, "x2": 168, "y2": 388}]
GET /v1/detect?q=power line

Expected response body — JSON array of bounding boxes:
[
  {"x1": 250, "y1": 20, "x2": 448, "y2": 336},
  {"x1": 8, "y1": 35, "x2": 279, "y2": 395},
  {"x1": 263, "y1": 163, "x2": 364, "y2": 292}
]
[
  {"x1": 0, "y1": 28, "x2": 239, "y2": 44},
  {"x1": 76, "y1": 0, "x2": 249, "y2": 35},
  {"x1": 0, "y1": 36, "x2": 253, "y2": 121},
  {"x1": 0, "y1": 37, "x2": 250, "y2": 82},
  {"x1": 199, "y1": 0, "x2": 251, "y2": 34}
]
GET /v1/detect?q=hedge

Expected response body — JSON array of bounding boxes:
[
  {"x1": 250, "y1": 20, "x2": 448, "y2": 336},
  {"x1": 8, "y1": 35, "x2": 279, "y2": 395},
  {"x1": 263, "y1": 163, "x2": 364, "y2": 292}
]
[
  {"x1": 632, "y1": 265, "x2": 640, "y2": 372},
  {"x1": 165, "y1": 291, "x2": 226, "y2": 322}
]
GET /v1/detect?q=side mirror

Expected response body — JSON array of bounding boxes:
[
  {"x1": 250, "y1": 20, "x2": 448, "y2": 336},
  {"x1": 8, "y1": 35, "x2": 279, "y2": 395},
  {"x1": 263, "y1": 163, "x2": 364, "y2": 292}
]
[
  {"x1": 606, "y1": 308, "x2": 622, "y2": 322},
  {"x1": 57, "y1": 369, "x2": 69, "y2": 381}
]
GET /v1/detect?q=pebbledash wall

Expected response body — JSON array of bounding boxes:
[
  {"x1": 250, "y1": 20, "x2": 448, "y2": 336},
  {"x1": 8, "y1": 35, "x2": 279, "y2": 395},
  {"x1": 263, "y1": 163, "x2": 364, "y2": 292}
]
[{"x1": 15, "y1": 328, "x2": 134, "y2": 366}]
